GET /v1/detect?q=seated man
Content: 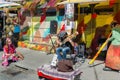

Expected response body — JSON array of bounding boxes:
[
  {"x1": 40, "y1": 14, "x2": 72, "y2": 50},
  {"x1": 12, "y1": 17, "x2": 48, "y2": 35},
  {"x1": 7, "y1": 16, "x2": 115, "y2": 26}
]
[{"x1": 56, "y1": 31, "x2": 78, "y2": 61}]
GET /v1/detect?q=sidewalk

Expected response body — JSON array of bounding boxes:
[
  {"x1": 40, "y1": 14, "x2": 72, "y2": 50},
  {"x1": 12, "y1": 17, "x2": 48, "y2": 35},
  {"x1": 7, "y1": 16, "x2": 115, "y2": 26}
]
[
  {"x1": 0, "y1": 47, "x2": 120, "y2": 80},
  {"x1": 14, "y1": 47, "x2": 53, "y2": 70}
]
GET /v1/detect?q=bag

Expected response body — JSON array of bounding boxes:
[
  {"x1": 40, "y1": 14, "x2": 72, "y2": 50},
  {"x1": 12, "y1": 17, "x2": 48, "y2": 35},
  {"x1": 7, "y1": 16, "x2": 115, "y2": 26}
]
[{"x1": 57, "y1": 59, "x2": 74, "y2": 72}]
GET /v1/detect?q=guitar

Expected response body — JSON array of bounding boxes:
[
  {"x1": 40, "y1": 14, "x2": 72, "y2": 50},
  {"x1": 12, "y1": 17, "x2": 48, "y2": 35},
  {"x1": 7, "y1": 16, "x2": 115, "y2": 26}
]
[{"x1": 58, "y1": 32, "x2": 79, "y2": 47}]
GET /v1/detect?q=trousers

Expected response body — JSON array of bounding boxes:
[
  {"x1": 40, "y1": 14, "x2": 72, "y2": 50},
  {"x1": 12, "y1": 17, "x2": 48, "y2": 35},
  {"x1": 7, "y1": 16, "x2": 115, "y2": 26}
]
[{"x1": 56, "y1": 47, "x2": 70, "y2": 61}]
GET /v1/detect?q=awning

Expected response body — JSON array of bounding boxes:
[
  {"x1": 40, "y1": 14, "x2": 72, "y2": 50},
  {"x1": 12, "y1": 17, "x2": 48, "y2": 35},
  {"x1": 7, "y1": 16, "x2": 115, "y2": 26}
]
[
  {"x1": 8, "y1": 0, "x2": 23, "y2": 1},
  {"x1": 57, "y1": 0, "x2": 109, "y2": 5},
  {"x1": 0, "y1": 1, "x2": 21, "y2": 11},
  {"x1": 57, "y1": 0, "x2": 110, "y2": 8},
  {"x1": 0, "y1": 1, "x2": 21, "y2": 8}
]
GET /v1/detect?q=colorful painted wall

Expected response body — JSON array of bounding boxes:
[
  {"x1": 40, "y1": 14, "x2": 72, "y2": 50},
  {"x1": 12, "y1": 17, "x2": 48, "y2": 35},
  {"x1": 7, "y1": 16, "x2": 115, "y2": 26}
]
[
  {"x1": 18, "y1": 14, "x2": 113, "y2": 53},
  {"x1": 19, "y1": 16, "x2": 65, "y2": 52},
  {"x1": 84, "y1": 14, "x2": 113, "y2": 48}
]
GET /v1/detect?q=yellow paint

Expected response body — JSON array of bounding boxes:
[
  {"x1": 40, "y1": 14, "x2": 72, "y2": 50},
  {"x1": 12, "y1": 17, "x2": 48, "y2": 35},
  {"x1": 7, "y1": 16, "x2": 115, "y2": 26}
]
[
  {"x1": 84, "y1": 14, "x2": 113, "y2": 27},
  {"x1": 84, "y1": 14, "x2": 91, "y2": 24},
  {"x1": 84, "y1": 14, "x2": 113, "y2": 47},
  {"x1": 105, "y1": 16, "x2": 113, "y2": 24},
  {"x1": 96, "y1": 15, "x2": 113, "y2": 27}
]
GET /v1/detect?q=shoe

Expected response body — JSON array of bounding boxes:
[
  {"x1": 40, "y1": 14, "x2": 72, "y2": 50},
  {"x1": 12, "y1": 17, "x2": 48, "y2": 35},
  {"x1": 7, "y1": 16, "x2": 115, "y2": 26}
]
[
  {"x1": 12, "y1": 56, "x2": 18, "y2": 62},
  {"x1": 2, "y1": 61, "x2": 8, "y2": 67},
  {"x1": 103, "y1": 67, "x2": 112, "y2": 71}
]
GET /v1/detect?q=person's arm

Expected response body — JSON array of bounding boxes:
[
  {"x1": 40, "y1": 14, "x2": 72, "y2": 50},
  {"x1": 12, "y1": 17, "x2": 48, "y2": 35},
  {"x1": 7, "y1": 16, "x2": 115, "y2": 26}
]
[
  {"x1": 55, "y1": 37, "x2": 62, "y2": 47},
  {"x1": 3, "y1": 45, "x2": 11, "y2": 56},
  {"x1": 108, "y1": 36, "x2": 114, "y2": 42},
  {"x1": 69, "y1": 39, "x2": 74, "y2": 46}
]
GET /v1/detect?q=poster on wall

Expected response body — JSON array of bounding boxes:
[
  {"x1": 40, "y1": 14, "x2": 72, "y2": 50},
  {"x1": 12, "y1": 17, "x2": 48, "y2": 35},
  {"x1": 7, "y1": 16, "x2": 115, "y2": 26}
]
[
  {"x1": 65, "y1": 20, "x2": 75, "y2": 30},
  {"x1": 65, "y1": 3, "x2": 74, "y2": 19}
]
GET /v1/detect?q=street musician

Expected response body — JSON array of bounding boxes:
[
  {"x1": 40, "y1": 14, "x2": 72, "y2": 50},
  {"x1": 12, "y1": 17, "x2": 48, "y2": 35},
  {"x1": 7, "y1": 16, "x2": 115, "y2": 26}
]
[{"x1": 55, "y1": 31, "x2": 78, "y2": 61}]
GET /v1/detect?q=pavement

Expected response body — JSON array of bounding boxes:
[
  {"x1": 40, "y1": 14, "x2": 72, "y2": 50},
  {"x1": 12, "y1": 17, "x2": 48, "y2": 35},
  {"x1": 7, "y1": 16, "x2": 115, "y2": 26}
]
[{"x1": 0, "y1": 47, "x2": 120, "y2": 80}]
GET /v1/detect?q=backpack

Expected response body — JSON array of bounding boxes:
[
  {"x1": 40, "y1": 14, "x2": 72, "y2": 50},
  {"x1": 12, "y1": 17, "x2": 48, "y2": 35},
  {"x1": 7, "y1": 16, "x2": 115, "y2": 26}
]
[{"x1": 57, "y1": 59, "x2": 74, "y2": 72}]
